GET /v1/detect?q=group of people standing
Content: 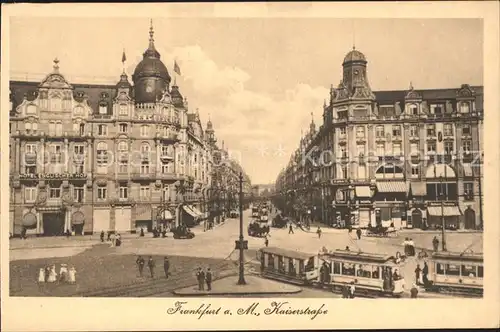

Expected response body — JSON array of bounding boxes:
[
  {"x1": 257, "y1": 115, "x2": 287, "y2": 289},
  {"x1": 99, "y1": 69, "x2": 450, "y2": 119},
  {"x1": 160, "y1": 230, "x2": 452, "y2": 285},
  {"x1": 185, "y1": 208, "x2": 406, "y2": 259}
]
[
  {"x1": 135, "y1": 256, "x2": 171, "y2": 279},
  {"x1": 38, "y1": 264, "x2": 76, "y2": 284},
  {"x1": 403, "y1": 238, "x2": 416, "y2": 256},
  {"x1": 100, "y1": 231, "x2": 122, "y2": 247},
  {"x1": 196, "y1": 267, "x2": 213, "y2": 291}
]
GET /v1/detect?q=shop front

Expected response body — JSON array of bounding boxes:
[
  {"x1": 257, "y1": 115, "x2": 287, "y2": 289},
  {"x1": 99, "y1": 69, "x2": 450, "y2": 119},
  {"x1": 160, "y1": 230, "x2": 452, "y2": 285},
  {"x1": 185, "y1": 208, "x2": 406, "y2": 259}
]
[
  {"x1": 426, "y1": 205, "x2": 462, "y2": 230},
  {"x1": 71, "y1": 211, "x2": 85, "y2": 235}
]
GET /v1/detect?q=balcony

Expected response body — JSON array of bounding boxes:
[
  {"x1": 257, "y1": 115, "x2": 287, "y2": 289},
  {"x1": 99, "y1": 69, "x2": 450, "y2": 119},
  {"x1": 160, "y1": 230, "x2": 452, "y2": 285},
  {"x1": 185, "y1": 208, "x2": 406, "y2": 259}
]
[
  {"x1": 160, "y1": 153, "x2": 174, "y2": 162},
  {"x1": 131, "y1": 172, "x2": 155, "y2": 181},
  {"x1": 156, "y1": 132, "x2": 180, "y2": 143}
]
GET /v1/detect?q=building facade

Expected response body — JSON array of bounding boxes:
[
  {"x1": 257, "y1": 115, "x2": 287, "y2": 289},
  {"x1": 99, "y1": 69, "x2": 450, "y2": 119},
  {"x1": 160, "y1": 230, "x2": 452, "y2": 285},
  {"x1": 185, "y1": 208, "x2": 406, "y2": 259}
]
[
  {"x1": 275, "y1": 48, "x2": 483, "y2": 230},
  {"x1": 9, "y1": 23, "x2": 251, "y2": 236}
]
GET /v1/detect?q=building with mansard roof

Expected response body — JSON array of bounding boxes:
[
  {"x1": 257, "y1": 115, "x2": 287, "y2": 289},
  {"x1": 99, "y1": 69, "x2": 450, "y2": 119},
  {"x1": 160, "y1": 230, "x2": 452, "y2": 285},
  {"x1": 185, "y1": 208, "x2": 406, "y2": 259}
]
[
  {"x1": 9, "y1": 23, "x2": 251, "y2": 236},
  {"x1": 275, "y1": 47, "x2": 483, "y2": 231}
]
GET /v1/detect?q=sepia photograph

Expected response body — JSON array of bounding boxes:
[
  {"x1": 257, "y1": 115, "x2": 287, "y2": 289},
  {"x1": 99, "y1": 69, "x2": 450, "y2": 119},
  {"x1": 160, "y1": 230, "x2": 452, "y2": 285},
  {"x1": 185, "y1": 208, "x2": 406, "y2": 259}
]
[{"x1": 2, "y1": 2, "x2": 499, "y2": 331}]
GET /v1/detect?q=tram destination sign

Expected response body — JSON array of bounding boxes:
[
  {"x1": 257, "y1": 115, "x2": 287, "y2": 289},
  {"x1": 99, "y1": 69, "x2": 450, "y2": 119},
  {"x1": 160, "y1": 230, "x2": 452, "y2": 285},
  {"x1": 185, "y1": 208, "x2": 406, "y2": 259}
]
[{"x1": 19, "y1": 173, "x2": 87, "y2": 180}]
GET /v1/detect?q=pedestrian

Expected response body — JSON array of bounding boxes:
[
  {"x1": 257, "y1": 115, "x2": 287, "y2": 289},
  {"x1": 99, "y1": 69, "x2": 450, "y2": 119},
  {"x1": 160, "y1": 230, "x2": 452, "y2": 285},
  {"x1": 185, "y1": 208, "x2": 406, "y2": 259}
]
[
  {"x1": 341, "y1": 284, "x2": 349, "y2": 298},
  {"x1": 136, "y1": 256, "x2": 145, "y2": 277},
  {"x1": 408, "y1": 238, "x2": 415, "y2": 256},
  {"x1": 140, "y1": 228, "x2": 145, "y2": 237},
  {"x1": 356, "y1": 228, "x2": 362, "y2": 240},
  {"x1": 422, "y1": 261, "x2": 429, "y2": 286},
  {"x1": 68, "y1": 266, "x2": 76, "y2": 284},
  {"x1": 289, "y1": 224, "x2": 294, "y2": 234},
  {"x1": 403, "y1": 237, "x2": 409, "y2": 256},
  {"x1": 162, "y1": 229, "x2": 167, "y2": 238},
  {"x1": 100, "y1": 230, "x2": 105, "y2": 242},
  {"x1": 196, "y1": 268, "x2": 205, "y2": 291},
  {"x1": 163, "y1": 257, "x2": 170, "y2": 278},
  {"x1": 148, "y1": 256, "x2": 155, "y2": 278},
  {"x1": 44, "y1": 265, "x2": 50, "y2": 282},
  {"x1": 38, "y1": 268, "x2": 45, "y2": 283},
  {"x1": 59, "y1": 264, "x2": 68, "y2": 283},
  {"x1": 107, "y1": 231, "x2": 111, "y2": 242},
  {"x1": 264, "y1": 236, "x2": 269, "y2": 247},
  {"x1": 21, "y1": 227, "x2": 27, "y2": 240},
  {"x1": 349, "y1": 282, "x2": 356, "y2": 299},
  {"x1": 432, "y1": 236, "x2": 439, "y2": 252},
  {"x1": 205, "y1": 268, "x2": 212, "y2": 291},
  {"x1": 410, "y1": 284, "x2": 419, "y2": 298},
  {"x1": 415, "y1": 264, "x2": 422, "y2": 285},
  {"x1": 317, "y1": 227, "x2": 322, "y2": 239},
  {"x1": 348, "y1": 224, "x2": 352, "y2": 233},
  {"x1": 65, "y1": 229, "x2": 71, "y2": 238}
]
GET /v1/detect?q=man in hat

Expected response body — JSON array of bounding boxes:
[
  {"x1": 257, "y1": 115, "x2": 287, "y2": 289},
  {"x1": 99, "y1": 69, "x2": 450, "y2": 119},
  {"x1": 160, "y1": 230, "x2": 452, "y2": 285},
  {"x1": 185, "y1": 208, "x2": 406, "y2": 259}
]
[
  {"x1": 163, "y1": 257, "x2": 170, "y2": 279},
  {"x1": 205, "y1": 268, "x2": 212, "y2": 291},
  {"x1": 136, "y1": 256, "x2": 145, "y2": 277},
  {"x1": 196, "y1": 268, "x2": 205, "y2": 291},
  {"x1": 148, "y1": 256, "x2": 156, "y2": 278}
]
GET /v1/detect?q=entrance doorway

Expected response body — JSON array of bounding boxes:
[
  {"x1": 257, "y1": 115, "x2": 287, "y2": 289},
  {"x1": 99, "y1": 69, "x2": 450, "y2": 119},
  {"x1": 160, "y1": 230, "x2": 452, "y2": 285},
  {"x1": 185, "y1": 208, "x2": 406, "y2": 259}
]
[
  {"x1": 411, "y1": 209, "x2": 423, "y2": 229},
  {"x1": 43, "y1": 213, "x2": 65, "y2": 236},
  {"x1": 464, "y1": 208, "x2": 476, "y2": 230}
]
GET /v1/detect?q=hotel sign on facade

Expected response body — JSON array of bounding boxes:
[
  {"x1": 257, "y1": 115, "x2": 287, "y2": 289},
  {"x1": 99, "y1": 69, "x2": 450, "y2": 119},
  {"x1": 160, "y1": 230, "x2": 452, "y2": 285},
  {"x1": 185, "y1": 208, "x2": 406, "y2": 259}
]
[{"x1": 19, "y1": 173, "x2": 87, "y2": 180}]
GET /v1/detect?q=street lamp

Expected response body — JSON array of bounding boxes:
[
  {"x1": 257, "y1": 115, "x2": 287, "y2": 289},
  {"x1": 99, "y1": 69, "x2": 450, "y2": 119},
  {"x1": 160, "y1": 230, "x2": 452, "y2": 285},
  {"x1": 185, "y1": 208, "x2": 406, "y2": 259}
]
[
  {"x1": 439, "y1": 175, "x2": 447, "y2": 251},
  {"x1": 346, "y1": 184, "x2": 355, "y2": 228},
  {"x1": 235, "y1": 172, "x2": 248, "y2": 285}
]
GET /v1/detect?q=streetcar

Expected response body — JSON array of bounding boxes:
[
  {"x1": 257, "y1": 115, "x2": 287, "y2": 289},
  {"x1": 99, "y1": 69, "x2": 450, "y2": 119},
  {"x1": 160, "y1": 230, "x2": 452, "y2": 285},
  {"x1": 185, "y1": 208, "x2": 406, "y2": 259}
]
[
  {"x1": 258, "y1": 247, "x2": 320, "y2": 285},
  {"x1": 321, "y1": 249, "x2": 406, "y2": 297},
  {"x1": 425, "y1": 251, "x2": 483, "y2": 296}
]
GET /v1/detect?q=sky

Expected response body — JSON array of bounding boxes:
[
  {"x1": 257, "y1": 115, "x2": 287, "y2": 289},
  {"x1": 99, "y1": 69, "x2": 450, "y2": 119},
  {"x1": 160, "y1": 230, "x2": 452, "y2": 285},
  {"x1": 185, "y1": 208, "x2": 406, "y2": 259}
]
[{"x1": 10, "y1": 17, "x2": 483, "y2": 185}]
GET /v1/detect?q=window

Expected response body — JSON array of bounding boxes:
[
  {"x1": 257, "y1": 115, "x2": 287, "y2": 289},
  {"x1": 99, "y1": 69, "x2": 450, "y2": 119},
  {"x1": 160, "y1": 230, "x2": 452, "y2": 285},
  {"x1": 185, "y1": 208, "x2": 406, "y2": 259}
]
[
  {"x1": 118, "y1": 141, "x2": 128, "y2": 152},
  {"x1": 409, "y1": 104, "x2": 418, "y2": 115},
  {"x1": 141, "y1": 143, "x2": 150, "y2": 154},
  {"x1": 357, "y1": 144, "x2": 365, "y2": 158},
  {"x1": 444, "y1": 141, "x2": 454, "y2": 155},
  {"x1": 26, "y1": 143, "x2": 37, "y2": 154},
  {"x1": 140, "y1": 185, "x2": 150, "y2": 200},
  {"x1": 50, "y1": 144, "x2": 62, "y2": 163},
  {"x1": 25, "y1": 187, "x2": 37, "y2": 202},
  {"x1": 444, "y1": 123, "x2": 453, "y2": 136},
  {"x1": 410, "y1": 125, "x2": 418, "y2": 137},
  {"x1": 411, "y1": 166, "x2": 420, "y2": 177},
  {"x1": 79, "y1": 123, "x2": 85, "y2": 135},
  {"x1": 74, "y1": 144, "x2": 84, "y2": 156},
  {"x1": 141, "y1": 125, "x2": 149, "y2": 137},
  {"x1": 119, "y1": 104, "x2": 128, "y2": 116},
  {"x1": 119, "y1": 184, "x2": 128, "y2": 199},
  {"x1": 140, "y1": 161, "x2": 150, "y2": 174},
  {"x1": 119, "y1": 123, "x2": 128, "y2": 133},
  {"x1": 427, "y1": 124, "x2": 436, "y2": 136},
  {"x1": 161, "y1": 162, "x2": 170, "y2": 174},
  {"x1": 96, "y1": 142, "x2": 108, "y2": 166},
  {"x1": 162, "y1": 186, "x2": 170, "y2": 201},
  {"x1": 460, "y1": 102, "x2": 470, "y2": 113},
  {"x1": 392, "y1": 143, "x2": 402, "y2": 156},
  {"x1": 339, "y1": 127, "x2": 346, "y2": 136},
  {"x1": 464, "y1": 183, "x2": 474, "y2": 199},
  {"x1": 462, "y1": 125, "x2": 471, "y2": 135},
  {"x1": 333, "y1": 262, "x2": 341, "y2": 274},
  {"x1": 97, "y1": 185, "x2": 107, "y2": 200},
  {"x1": 25, "y1": 165, "x2": 36, "y2": 174},
  {"x1": 49, "y1": 183, "x2": 61, "y2": 199},
  {"x1": 462, "y1": 140, "x2": 472, "y2": 153},
  {"x1": 427, "y1": 141, "x2": 436, "y2": 153},
  {"x1": 461, "y1": 265, "x2": 477, "y2": 277},
  {"x1": 73, "y1": 185, "x2": 84, "y2": 203},
  {"x1": 392, "y1": 125, "x2": 401, "y2": 137},
  {"x1": 99, "y1": 104, "x2": 107, "y2": 114},
  {"x1": 478, "y1": 266, "x2": 483, "y2": 278},
  {"x1": 376, "y1": 126, "x2": 385, "y2": 138},
  {"x1": 426, "y1": 182, "x2": 458, "y2": 201},
  {"x1": 97, "y1": 125, "x2": 107, "y2": 136},
  {"x1": 341, "y1": 263, "x2": 355, "y2": 276},
  {"x1": 436, "y1": 263, "x2": 445, "y2": 275},
  {"x1": 356, "y1": 126, "x2": 365, "y2": 138},
  {"x1": 118, "y1": 161, "x2": 128, "y2": 173},
  {"x1": 446, "y1": 264, "x2": 460, "y2": 276},
  {"x1": 342, "y1": 166, "x2": 348, "y2": 179},
  {"x1": 410, "y1": 143, "x2": 419, "y2": 155},
  {"x1": 49, "y1": 122, "x2": 55, "y2": 135},
  {"x1": 432, "y1": 105, "x2": 443, "y2": 114},
  {"x1": 55, "y1": 122, "x2": 63, "y2": 136},
  {"x1": 376, "y1": 143, "x2": 385, "y2": 156}
]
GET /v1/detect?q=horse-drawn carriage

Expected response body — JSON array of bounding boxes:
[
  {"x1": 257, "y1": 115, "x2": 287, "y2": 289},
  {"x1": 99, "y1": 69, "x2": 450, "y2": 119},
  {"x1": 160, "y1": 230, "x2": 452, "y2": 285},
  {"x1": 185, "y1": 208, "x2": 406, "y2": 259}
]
[
  {"x1": 171, "y1": 225, "x2": 195, "y2": 239},
  {"x1": 366, "y1": 225, "x2": 397, "y2": 238},
  {"x1": 248, "y1": 222, "x2": 270, "y2": 237},
  {"x1": 271, "y1": 214, "x2": 287, "y2": 228}
]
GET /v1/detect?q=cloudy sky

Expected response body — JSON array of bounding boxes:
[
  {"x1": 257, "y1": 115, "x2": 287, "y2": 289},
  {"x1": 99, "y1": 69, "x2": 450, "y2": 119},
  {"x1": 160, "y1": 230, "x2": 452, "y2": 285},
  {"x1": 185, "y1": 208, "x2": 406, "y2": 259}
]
[{"x1": 10, "y1": 17, "x2": 483, "y2": 184}]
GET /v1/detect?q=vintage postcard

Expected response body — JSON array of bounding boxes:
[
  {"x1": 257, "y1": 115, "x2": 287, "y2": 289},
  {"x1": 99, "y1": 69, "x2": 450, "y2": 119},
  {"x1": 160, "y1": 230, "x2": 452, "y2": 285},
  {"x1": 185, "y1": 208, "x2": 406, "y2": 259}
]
[{"x1": 1, "y1": 2, "x2": 499, "y2": 331}]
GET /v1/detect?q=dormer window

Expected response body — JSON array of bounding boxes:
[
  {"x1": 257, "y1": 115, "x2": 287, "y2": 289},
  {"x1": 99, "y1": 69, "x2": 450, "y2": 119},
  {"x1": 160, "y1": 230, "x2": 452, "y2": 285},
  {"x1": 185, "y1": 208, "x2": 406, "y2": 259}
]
[
  {"x1": 409, "y1": 104, "x2": 418, "y2": 115},
  {"x1": 119, "y1": 104, "x2": 128, "y2": 116},
  {"x1": 99, "y1": 103, "x2": 107, "y2": 115},
  {"x1": 460, "y1": 102, "x2": 470, "y2": 113}
]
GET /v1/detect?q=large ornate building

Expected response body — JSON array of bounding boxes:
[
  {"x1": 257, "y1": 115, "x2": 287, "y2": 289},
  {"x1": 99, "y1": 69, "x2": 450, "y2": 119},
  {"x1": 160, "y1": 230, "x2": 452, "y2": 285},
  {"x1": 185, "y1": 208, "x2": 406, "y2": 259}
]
[
  {"x1": 9, "y1": 23, "x2": 251, "y2": 236},
  {"x1": 275, "y1": 47, "x2": 483, "y2": 230}
]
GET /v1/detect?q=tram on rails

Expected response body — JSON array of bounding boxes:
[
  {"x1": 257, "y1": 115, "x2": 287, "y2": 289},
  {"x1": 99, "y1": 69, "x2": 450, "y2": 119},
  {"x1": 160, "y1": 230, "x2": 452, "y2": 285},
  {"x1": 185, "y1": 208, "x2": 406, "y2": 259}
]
[
  {"x1": 425, "y1": 251, "x2": 483, "y2": 296},
  {"x1": 258, "y1": 247, "x2": 405, "y2": 297}
]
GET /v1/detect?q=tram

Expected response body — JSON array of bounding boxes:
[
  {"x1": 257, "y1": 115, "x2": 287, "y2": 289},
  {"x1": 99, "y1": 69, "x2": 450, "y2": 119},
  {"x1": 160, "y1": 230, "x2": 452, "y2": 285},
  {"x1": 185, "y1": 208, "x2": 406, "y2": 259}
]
[
  {"x1": 321, "y1": 249, "x2": 406, "y2": 297},
  {"x1": 259, "y1": 247, "x2": 320, "y2": 285},
  {"x1": 425, "y1": 251, "x2": 483, "y2": 296}
]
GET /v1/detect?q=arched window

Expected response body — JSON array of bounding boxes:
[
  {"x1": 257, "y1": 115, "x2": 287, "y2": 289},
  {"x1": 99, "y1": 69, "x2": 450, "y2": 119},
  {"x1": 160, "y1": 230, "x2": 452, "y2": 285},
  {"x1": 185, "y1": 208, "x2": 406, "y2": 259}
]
[
  {"x1": 118, "y1": 142, "x2": 128, "y2": 152},
  {"x1": 460, "y1": 102, "x2": 470, "y2": 113},
  {"x1": 409, "y1": 104, "x2": 418, "y2": 115},
  {"x1": 79, "y1": 123, "x2": 85, "y2": 135},
  {"x1": 55, "y1": 121, "x2": 63, "y2": 136},
  {"x1": 425, "y1": 164, "x2": 456, "y2": 179},
  {"x1": 97, "y1": 142, "x2": 108, "y2": 166},
  {"x1": 141, "y1": 125, "x2": 150, "y2": 137},
  {"x1": 375, "y1": 164, "x2": 404, "y2": 179},
  {"x1": 141, "y1": 143, "x2": 150, "y2": 154}
]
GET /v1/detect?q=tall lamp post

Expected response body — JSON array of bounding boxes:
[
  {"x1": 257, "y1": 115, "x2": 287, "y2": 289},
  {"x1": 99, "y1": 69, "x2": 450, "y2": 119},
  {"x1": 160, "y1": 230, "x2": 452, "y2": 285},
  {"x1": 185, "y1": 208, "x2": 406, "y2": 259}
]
[
  {"x1": 346, "y1": 184, "x2": 355, "y2": 228},
  {"x1": 235, "y1": 172, "x2": 247, "y2": 285},
  {"x1": 439, "y1": 175, "x2": 447, "y2": 251}
]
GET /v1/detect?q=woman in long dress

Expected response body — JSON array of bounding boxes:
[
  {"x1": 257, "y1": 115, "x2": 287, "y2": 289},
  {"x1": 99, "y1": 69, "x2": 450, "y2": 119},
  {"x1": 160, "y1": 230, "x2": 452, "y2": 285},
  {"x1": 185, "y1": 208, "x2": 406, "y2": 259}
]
[
  {"x1": 68, "y1": 267, "x2": 76, "y2": 284},
  {"x1": 59, "y1": 264, "x2": 68, "y2": 282},
  {"x1": 47, "y1": 265, "x2": 57, "y2": 283},
  {"x1": 38, "y1": 268, "x2": 45, "y2": 283}
]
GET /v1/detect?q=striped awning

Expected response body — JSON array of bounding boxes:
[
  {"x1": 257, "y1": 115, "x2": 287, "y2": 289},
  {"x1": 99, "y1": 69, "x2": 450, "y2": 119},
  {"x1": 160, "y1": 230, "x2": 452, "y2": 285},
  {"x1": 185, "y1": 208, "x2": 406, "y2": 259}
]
[
  {"x1": 410, "y1": 182, "x2": 427, "y2": 196},
  {"x1": 160, "y1": 210, "x2": 174, "y2": 220},
  {"x1": 183, "y1": 205, "x2": 198, "y2": 218},
  {"x1": 190, "y1": 206, "x2": 204, "y2": 217},
  {"x1": 463, "y1": 164, "x2": 473, "y2": 177},
  {"x1": 376, "y1": 181, "x2": 407, "y2": 193},
  {"x1": 427, "y1": 206, "x2": 462, "y2": 217},
  {"x1": 355, "y1": 186, "x2": 372, "y2": 198}
]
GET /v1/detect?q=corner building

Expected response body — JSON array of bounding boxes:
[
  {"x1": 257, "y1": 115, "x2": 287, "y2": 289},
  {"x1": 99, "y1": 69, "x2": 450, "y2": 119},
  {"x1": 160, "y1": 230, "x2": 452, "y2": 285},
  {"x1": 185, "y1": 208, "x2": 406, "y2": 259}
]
[
  {"x1": 275, "y1": 48, "x2": 483, "y2": 231},
  {"x1": 9, "y1": 24, "x2": 250, "y2": 236}
]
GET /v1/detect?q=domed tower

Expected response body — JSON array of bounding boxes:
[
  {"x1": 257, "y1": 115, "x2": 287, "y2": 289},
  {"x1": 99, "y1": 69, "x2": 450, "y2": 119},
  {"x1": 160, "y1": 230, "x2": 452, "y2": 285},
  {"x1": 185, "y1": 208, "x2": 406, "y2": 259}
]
[
  {"x1": 340, "y1": 47, "x2": 375, "y2": 100},
  {"x1": 170, "y1": 82, "x2": 184, "y2": 108},
  {"x1": 206, "y1": 116, "x2": 216, "y2": 146},
  {"x1": 132, "y1": 21, "x2": 171, "y2": 104}
]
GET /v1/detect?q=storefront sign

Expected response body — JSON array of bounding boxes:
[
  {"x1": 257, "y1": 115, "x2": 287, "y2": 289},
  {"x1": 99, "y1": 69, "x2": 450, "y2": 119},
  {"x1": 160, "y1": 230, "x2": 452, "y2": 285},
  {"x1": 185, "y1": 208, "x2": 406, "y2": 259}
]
[{"x1": 19, "y1": 173, "x2": 87, "y2": 180}]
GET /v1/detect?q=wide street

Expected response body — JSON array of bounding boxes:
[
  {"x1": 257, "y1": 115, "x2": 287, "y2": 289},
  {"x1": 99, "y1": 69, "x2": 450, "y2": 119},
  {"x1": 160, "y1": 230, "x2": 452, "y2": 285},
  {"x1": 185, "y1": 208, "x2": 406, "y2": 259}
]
[{"x1": 9, "y1": 208, "x2": 482, "y2": 297}]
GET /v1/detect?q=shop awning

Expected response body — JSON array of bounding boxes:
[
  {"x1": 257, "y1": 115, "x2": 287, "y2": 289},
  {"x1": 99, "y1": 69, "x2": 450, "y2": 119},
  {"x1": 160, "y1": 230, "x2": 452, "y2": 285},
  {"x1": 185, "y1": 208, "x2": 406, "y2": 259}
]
[
  {"x1": 376, "y1": 181, "x2": 407, "y2": 193},
  {"x1": 410, "y1": 182, "x2": 427, "y2": 196},
  {"x1": 160, "y1": 210, "x2": 174, "y2": 220},
  {"x1": 427, "y1": 206, "x2": 462, "y2": 217},
  {"x1": 71, "y1": 211, "x2": 85, "y2": 225},
  {"x1": 463, "y1": 164, "x2": 473, "y2": 177},
  {"x1": 22, "y1": 213, "x2": 37, "y2": 227},
  {"x1": 190, "y1": 206, "x2": 204, "y2": 218},
  {"x1": 183, "y1": 205, "x2": 198, "y2": 218},
  {"x1": 355, "y1": 186, "x2": 372, "y2": 198}
]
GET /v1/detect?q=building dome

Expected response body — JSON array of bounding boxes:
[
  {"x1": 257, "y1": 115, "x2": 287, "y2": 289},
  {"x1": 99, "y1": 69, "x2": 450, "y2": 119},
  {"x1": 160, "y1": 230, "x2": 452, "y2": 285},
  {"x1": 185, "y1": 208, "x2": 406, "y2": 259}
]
[
  {"x1": 116, "y1": 72, "x2": 131, "y2": 89},
  {"x1": 132, "y1": 21, "x2": 171, "y2": 104},
  {"x1": 343, "y1": 47, "x2": 367, "y2": 65}
]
